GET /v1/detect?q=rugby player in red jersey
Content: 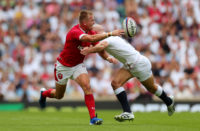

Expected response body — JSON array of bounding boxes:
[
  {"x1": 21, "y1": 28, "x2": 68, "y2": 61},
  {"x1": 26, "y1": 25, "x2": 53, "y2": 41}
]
[{"x1": 39, "y1": 10, "x2": 124, "y2": 125}]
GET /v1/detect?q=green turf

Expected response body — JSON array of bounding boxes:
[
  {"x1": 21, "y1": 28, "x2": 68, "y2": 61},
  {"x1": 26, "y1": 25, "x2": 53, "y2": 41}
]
[{"x1": 0, "y1": 110, "x2": 199, "y2": 131}]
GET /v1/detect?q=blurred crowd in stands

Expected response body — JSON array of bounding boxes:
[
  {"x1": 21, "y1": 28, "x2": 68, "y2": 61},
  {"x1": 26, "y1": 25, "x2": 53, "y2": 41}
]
[{"x1": 0, "y1": 0, "x2": 199, "y2": 102}]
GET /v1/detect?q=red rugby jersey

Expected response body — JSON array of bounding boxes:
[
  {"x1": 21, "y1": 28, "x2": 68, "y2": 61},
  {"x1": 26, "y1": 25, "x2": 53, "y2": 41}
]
[{"x1": 57, "y1": 24, "x2": 98, "y2": 67}]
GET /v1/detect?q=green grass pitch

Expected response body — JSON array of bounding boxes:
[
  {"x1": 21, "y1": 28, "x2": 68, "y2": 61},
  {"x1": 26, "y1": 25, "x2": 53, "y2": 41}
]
[{"x1": 0, "y1": 110, "x2": 199, "y2": 131}]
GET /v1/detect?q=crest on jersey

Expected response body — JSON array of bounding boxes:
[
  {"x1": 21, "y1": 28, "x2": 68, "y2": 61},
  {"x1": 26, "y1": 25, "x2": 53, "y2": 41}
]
[{"x1": 58, "y1": 73, "x2": 63, "y2": 79}]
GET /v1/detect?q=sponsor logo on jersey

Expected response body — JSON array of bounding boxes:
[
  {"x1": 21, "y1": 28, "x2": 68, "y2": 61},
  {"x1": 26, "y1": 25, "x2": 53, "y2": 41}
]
[{"x1": 77, "y1": 45, "x2": 83, "y2": 50}]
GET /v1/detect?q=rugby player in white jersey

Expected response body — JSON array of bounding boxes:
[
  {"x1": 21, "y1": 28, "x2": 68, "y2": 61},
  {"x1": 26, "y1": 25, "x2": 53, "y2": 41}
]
[{"x1": 81, "y1": 24, "x2": 175, "y2": 122}]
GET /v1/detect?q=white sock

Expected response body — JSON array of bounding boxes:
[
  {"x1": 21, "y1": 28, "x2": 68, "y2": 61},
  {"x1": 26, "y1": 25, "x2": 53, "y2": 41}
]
[
  {"x1": 155, "y1": 84, "x2": 163, "y2": 97},
  {"x1": 114, "y1": 87, "x2": 125, "y2": 95}
]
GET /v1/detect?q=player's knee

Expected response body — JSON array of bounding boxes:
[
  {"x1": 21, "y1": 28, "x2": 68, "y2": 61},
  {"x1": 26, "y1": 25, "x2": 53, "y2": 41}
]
[
  {"x1": 111, "y1": 80, "x2": 121, "y2": 89},
  {"x1": 83, "y1": 82, "x2": 91, "y2": 88}
]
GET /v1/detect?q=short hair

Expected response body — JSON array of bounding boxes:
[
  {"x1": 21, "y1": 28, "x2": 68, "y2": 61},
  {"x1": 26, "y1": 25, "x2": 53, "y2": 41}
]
[{"x1": 79, "y1": 10, "x2": 93, "y2": 23}]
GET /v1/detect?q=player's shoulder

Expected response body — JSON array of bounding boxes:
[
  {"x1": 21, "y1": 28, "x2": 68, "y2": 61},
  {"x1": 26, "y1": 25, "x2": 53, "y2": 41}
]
[
  {"x1": 69, "y1": 24, "x2": 83, "y2": 33},
  {"x1": 104, "y1": 36, "x2": 128, "y2": 45}
]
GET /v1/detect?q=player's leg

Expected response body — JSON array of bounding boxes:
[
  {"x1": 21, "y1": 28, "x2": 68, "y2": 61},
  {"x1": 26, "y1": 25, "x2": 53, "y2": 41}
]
[
  {"x1": 111, "y1": 68, "x2": 134, "y2": 121},
  {"x1": 112, "y1": 68, "x2": 133, "y2": 113},
  {"x1": 141, "y1": 75, "x2": 175, "y2": 116},
  {"x1": 39, "y1": 61, "x2": 69, "y2": 108},
  {"x1": 135, "y1": 56, "x2": 175, "y2": 116},
  {"x1": 39, "y1": 83, "x2": 66, "y2": 108},
  {"x1": 40, "y1": 83, "x2": 66, "y2": 98},
  {"x1": 74, "y1": 64, "x2": 102, "y2": 125}
]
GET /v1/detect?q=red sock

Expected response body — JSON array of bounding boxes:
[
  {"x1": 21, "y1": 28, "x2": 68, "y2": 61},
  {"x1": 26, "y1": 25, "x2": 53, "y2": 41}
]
[
  {"x1": 85, "y1": 94, "x2": 96, "y2": 119},
  {"x1": 42, "y1": 89, "x2": 54, "y2": 98}
]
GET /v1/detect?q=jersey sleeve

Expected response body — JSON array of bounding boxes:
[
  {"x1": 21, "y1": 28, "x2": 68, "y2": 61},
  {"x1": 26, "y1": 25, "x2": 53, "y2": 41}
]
[{"x1": 71, "y1": 29, "x2": 86, "y2": 40}]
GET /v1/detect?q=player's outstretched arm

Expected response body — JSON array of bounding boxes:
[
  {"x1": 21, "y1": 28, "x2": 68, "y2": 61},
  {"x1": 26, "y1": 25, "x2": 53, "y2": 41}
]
[
  {"x1": 80, "y1": 29, "x2": 124, "y2": 43},
  {"x1": 81, "y1": 41, "x2": 108, "y2": 55}
]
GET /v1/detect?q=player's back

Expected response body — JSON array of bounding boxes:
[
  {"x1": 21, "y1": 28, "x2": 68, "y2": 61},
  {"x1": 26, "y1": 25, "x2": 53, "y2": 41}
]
[{"x1": 103, "y1": 36, "x2": 141, "y2": 64}]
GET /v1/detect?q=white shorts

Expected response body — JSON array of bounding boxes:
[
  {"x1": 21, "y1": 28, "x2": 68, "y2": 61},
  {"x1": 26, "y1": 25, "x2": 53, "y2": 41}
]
[
  {"x1": 123, "y1": 56, "x2": 152, "y2": 82},
  {"x1": 54, "y1": 61, "x2": 88, "y2": 85}
]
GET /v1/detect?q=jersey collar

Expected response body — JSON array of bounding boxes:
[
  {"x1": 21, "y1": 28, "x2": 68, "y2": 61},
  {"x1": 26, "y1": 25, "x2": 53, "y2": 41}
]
[{"x1": 79, "y1": 25, "x2": 86, "y2": 33}]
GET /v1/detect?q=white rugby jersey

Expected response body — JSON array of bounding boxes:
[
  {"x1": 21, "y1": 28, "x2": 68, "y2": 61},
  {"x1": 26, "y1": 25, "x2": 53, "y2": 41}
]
[{"x1": 103, "y1": 36, "x2": 142, "y2": 64}]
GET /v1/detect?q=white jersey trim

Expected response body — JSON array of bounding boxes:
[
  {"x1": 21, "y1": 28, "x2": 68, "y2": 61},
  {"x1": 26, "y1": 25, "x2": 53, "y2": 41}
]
[
  {"x1": 79, "y1": 25, "x2": 86, "y2": 33},
  {"x1": 79, "y1": 34, "x2": 86, "y2": 40},
  {"x1": 78, "y1": 25, "x2": 86, "y2": 40}
]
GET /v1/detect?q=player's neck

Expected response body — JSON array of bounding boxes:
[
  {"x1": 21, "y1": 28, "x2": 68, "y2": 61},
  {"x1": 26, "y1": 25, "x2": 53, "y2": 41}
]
[{"x1": 80, "y1": 24, "x2": 89, "y2": 33}]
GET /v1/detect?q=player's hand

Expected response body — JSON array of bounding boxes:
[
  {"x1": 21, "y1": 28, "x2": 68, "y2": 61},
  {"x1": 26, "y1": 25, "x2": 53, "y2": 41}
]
[
  {"x1": 111, "y1": 29, "x2": 124, "y2": 36},
  {"x1": 81, "y1": 47, "x2": 90, "y2": 55},
  {"x1": 107, "y1": 57, "x2": 118, "y2": 64}
]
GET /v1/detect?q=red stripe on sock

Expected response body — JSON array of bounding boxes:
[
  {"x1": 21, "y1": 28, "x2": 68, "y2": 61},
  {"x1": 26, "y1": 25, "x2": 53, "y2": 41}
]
[
  {"x1": 42, "y1": 89, "x2": 54, "y2": 98},
  {"x1": 85, "y1": 94, "x2": 96, "y2": 119}
]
